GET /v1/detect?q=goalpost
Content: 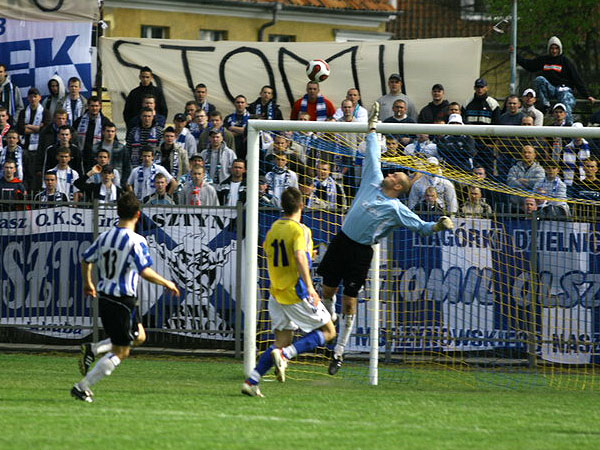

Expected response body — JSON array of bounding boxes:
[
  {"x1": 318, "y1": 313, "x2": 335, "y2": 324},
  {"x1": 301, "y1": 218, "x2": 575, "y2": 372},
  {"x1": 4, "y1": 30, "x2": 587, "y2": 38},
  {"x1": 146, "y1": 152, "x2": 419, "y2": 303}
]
[{"x1": 245, "y1": 119, "x2": 600, "y2": 389}]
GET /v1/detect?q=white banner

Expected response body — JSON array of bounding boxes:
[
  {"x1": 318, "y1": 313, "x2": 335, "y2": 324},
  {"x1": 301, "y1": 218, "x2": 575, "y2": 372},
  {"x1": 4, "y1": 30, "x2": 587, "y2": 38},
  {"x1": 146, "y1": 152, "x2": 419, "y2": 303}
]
[
  {"x1": 100, "y1": 37, "x2": 482, "y2": 127},
  {"x1": 0, "y1": 0, "x2": 98, "y2": 22},
  {"x1": 0, "y1": 18, "x2": 93, "y2": 98}
]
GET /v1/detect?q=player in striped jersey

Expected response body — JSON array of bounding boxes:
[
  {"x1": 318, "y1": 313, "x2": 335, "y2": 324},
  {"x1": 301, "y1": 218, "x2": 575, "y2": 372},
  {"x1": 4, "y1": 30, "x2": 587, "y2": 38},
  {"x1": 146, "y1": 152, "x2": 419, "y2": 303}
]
[
  {"x1": 242, "y1": 187, "x2": 336, "y2": 397},
  {"x1": 71, "y1": 192, "x2": 179, "y2": 403}
]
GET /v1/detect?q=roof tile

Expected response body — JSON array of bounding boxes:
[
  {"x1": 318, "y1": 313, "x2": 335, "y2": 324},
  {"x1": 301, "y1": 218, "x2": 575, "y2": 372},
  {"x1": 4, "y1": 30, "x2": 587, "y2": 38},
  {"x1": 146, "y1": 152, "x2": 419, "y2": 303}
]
[{"x1": 235, "y1": 0, "x2": 395, "y2": 12}]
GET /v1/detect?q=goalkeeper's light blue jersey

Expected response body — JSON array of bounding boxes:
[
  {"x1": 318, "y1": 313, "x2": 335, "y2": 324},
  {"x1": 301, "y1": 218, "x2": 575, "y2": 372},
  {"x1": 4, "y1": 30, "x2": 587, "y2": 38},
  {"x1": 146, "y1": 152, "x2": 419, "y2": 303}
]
[{"x1": 341, "y1": 132, "x2": 436, "y2": 246}]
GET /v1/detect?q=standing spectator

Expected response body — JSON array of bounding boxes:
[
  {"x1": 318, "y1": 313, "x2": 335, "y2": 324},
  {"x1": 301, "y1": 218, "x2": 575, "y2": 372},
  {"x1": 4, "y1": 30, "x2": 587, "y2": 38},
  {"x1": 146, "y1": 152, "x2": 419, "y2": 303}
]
[
  {"x1": 93, "y1": 121, "x2": 130, "y2": 184},
  {"x1": 63, "y1": 77, "x2": 87, "y2": 126},
  {"x1": 265, "y1": 152, "x2": 299, "y2": 208},
  {"x1": 507, "y1": 145, "x2": 545, "y2": 205},
  {"x1": 126, "y1": 107, "x2": 163, "y2": 168},
  {"x1": 178, "y1": 154, "x2": 212, "y2": 188},
  {"x1": 534, "y1": 160, "x2": 569, "y2": 216},
  {"x1": 0, "y1": 106, "x2": 11, "y2": 149},
  {"x1": 464, "y1": 78, "x2": 500, "y2": 125},
  {"x1": 198, "y1": 111, "x2": 236, "y2": 151},
  {"x1": 156, "y1": 126, "x2": 190, "y2": 180},
  {"x1": 436, "y1": 114, "x2": 477, "y2": 172},
  {"x1": 43, "y1": 75, "x2": 66, "y2": 118},
  {"x1": 408, "y1": 157, "x2": 458, "y2": 213},
  {"x1": 521, "y1": 89, "x2": 544, "y2": 126},
  {"x1": 126, "y1": 147, "x2": 176, "y2": 201},
  {"x1": 177, "y1": 165, "x2": 218, "y2": 206},
  {"x1": 561, "y1": 123, "x2": 591, "y2": 186},
  {"x1": 37, "y1": 108, "x2": 72, "y2": 161},
  {"x1": 1, "y1": 129, "x2": 24, "y2": 181},
  {"x1": 460, "y1": 186, "x2": 493, "y2": 217},
  {"x1": 333, "y1": 88, "x2": 368, "y2": 122},
  {"x1": 307, "y1": 160, "x2": 346, "y2": 211},
  {"x1": 225, "y1": 95, "x2": 250, "y2": 159},
  {"x1": 258, "y1": 175, "x2": 277, "y2": 207},
  {"x1": 73, "y1": 96, "x2": 110, "y2": 170},
  {"x1": 173, "y1": 113, "x2": 197, "y2": 157},
  {"x1": 516, "y1": 36, "x2": 596, "y2": 119},
  {"x1": 123, "y1": 67, "x2": 168, "y2": 128},
  {"x1": 499, "y1": 95, "x2": 525, "y2": 125},
  {"x1": 193, "y1": 83, "x2": 216, "y2": 114},
  {"x1": 47, "y1": 148, "x2": 81, "y2": 201},
  {"x1": 17, "y1": 88, "x2": 51, "y2": 191},
  {"x1": 0, "y1": 159, "x2": 26, "y2": 210},
  {"x1": 184, "y1": 101, "x2": 199, "y2": 124},
  {"x1": 218, "y1": 159, "x2": 247, "y2": 206},
  {"x1": 382, "y1": 99, "x2": 416, "y2": 146},
  {"x1": 126, "y1": 94, "x2": 166, "y2": 130},
  {"x1": 290, "y1": 81, "x2": 335, "y2": 121},
  {"x1": 248, "y1": 85, "x2": 283, "y2": 120},
  {"x1": 74, "y1": 164, "x2": 122, "y2": 204},
  {"x1": 0, "y1": 64, "x2": 24, "y2": 126},
  {"x1": 34, "y1": 171, "x2": 69, "y2": 206},
  {"x1": 40, "y1": 125, "x2": 83, "y2": 178},
  {"x1": 188, "y1": 108, "x2": 209, "y2": 141},
  {"x1": 377, "y1": 73, "x2": 417, "y2": 121},
  {"x1": 418, "y1": 84, "x2": 449, "y2": 123},
  {"x1": 199, "y1": 129, "x2": 237, "y2": 186},
  {"x1": 548, "y1": 103, "x2": 573, "y2": 163},
  {"x1": 84, "y1": 149, "x2": 121, "y2": 188},
  {"x1": 412, "y1": 186, "x2": 445, "y2": 218},
  {"x1": 143, "y1": 172, "x2": 174, "y2": 205}
]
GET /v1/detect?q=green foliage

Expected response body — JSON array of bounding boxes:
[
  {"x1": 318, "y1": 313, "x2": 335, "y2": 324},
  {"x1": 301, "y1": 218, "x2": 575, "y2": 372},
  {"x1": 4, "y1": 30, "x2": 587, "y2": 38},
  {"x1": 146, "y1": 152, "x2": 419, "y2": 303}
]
[{"x1": 2, "y1": 353, "x2": 600, "y2": 449}]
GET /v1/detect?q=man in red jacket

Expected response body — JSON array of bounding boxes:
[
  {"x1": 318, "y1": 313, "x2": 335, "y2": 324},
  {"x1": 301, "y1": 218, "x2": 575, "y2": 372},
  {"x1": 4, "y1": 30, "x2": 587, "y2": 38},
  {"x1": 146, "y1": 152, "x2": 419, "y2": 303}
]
[
  {"x1": 290, "y1": 81, "x2": 335, "y2": 121},
  {"x1": 0, "y1": 158, "x2": 26, "y2": 211}
]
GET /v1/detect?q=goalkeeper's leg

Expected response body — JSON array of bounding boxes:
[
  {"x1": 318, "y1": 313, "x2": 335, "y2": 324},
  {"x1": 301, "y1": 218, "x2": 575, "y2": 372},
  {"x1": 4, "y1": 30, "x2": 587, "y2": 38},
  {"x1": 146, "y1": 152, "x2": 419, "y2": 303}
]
[{"x1": 329, "y1": 294, "x2": 357, "y2": 375}]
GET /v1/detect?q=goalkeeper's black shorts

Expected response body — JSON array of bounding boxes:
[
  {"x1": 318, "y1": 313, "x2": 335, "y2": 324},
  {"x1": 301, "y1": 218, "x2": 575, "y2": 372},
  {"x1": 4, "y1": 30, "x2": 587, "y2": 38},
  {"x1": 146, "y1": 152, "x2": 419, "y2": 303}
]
[
  {"x1": 98, "y1": 294, "x2": 141, "y2": 346},
  {"x1": 317, "y1": 230, "x2": 373, "y2": 298}
]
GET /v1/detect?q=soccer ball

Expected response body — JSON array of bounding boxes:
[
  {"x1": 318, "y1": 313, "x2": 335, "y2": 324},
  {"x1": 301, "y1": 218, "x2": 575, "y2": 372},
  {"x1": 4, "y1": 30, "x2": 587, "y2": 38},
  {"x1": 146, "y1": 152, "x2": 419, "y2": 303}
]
[{"x1": 306, "y1": 59, "x2": 330, "y2": 82}]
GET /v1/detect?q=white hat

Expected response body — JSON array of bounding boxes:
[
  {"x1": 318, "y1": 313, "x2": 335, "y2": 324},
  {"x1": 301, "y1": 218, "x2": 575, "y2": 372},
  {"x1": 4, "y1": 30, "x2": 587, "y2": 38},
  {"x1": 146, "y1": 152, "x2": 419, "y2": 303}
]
[
  {"x1": 426, "y1": 156, "x2": 440, "y2": 165},
  {"x1": 522, "y1": 88, "x2": 536, "y2": 97},
  {"x1": 448, "y1": 113, "x2": 464, "y2": 124},
  {"x1": 553, "y1": 103, "x2": 567, "y2": 111},
  {"x1": 572, "y1": 122, "x2": 584, "y2": 128}
]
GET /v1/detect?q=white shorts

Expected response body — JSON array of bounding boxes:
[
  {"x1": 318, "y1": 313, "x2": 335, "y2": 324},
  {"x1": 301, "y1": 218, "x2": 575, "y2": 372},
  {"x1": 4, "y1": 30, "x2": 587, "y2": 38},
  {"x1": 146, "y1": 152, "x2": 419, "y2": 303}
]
[{"x1": 269, "y1": 296, "x2": 331, "y2": 333}]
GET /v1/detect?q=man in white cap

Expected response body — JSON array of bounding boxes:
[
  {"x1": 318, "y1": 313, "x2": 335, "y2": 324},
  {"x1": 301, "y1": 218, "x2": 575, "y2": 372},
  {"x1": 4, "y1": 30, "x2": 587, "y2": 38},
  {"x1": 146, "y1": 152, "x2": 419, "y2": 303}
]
[
  {"x1": 521, "y1": 89, "x2": 544, "y2": 126},
  {"x1": 436, "y1": 113, "x2": 477, "y2": 172},
  {"x1": 515, "y1": 36, "x2": 596, "y2": 119}
]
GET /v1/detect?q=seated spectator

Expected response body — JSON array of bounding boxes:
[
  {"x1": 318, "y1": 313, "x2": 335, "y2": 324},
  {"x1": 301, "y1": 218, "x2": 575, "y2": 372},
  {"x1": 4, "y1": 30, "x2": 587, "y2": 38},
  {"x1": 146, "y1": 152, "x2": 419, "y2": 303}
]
[
  {"x1": 460, "y1": 186, "x2": 493, "y2": 217},
  {"x1": 225, "y1": 95, "x2": 250, "y2": 159},
  {"x1": 507, "y1": 145, "x2": 545, "y2": 204},
  {"x1": 74, "y1": 164, "x2": 122, "y2": 203},
  {"x1": 157, "y1": 126, "x2": 190, "y2": 180},
  {"x1": 561, "y1": 122, "x2": 591, "y2": 186},
  {"x1": 404, "y1": 133, "x2": 438, "y2": 158},
  {"x1": 533, "y1": 160, "x2": 569, "y2": 216},
  {"x1": 569, "y1": 157, "x2": 600, "y2": 219},
  {"x1": 34, "y1": 170, "x2": 69, "y2": 206},
  {"x1": 1, "y1": 129, "x2": 24, "y2": 181},
  {"x1": 199, "y1": 129, "x2": 237, "y2": 186},
  {"x1": 177, "y1": 165, "x2": 218, "y2": 206},
  {"x1": 418, "y1": 83, "x2": 449, "y2": 123},
  {"x1": 126, "y1": 107, "x2": 163, "y2": 168},
  {"x1": 143, "y1": 172, "x2": 174, "y2": 205},
  {"x1": 408, "y1": 157, "x2": 458, "y2": 213},
  {"x1": 218, "y1": 159, "x2": 247, "y2": 206},
  {"x1": 499, "y1": 95, "x2": 525, "y2": 125},
  {"x1": 198, "y1": 111, "x2": 236, "y2": 152},
  {"x1": 412, "y1": 186, "x2": 446, "y2": 218},
  {"x1": 290, "y1": 81, "x2": 335, "y2": 121},
  {"x1": 382, "y1": 99, "x2": 416, "y2": 146},
  {"x1": 84, "y1": 149, "x2": 121, "y2": 187},
  {"x1": 306, "y1": 160, "x2": 346, "y2": 211},
  {"x1": 247, "y1": 85, "x2": 283, "y2": 120},
  {"x1": 47, "y1": 148, "x2": 81, "y2": 201},
  {"x1": 522, "y1": 197, "x2": 538, "y2": 215},
  {"x1": 380, "y1": 135, "x2": 405, "y2": 176},
  {"x1": 332, "y1": 88, "x2": 368, "y2": 122},
  {"x1": 436, "y1": 113, "x2": 477, "y2": 172},
  {"x1": 173, "y1": 113, "x2": 197, "y2": 157},
  {"x1": 126, "y1": 146, "x2": 176, "y2": 201},
  {"x1": 265, "y1": 152, "x2": 299, "y2": 208},
  {"x1": 0, "y1": 159, "x2": 26, "y2": 210},
  {"x1": 535, "y1": 188, "x2": 570, "y2": 219},
  {"x1": 550, "y1": 103, "x2": 572, "y2": 127},
  {"x1": 520, "y1": 89, "x2": 544, "y2": 126},
  {"x1": 94, "y1": 121, "x2": 129, "y2": 183}
]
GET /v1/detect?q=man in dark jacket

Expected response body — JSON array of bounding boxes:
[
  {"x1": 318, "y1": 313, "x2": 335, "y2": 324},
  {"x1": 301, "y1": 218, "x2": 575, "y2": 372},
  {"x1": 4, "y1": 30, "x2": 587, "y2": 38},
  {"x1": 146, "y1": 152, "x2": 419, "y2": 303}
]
[
  {"x1": 418, "y1": 83, "x2": 449, "y2": 123},
  {"x1": 122, "y1": 66, "x2": 168, "y2": 128}
]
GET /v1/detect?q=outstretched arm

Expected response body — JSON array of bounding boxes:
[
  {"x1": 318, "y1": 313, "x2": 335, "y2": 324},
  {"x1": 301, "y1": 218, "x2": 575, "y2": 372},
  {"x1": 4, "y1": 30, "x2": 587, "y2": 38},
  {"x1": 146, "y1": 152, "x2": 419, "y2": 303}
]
[{"x1": 141, "y1": 267, "x2": 180, "y2": 297}]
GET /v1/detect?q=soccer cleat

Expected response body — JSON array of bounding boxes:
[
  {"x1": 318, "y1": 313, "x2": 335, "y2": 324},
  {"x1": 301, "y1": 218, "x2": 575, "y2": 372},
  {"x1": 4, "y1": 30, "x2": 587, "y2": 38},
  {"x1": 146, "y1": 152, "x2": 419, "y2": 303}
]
[
  {"x1": 241, "y1": 382, "x2": 264, "y2": 398},
  {"x1": 433, "y1": 216, "x2": 454, "y2": 232},
  {"x1": 368, "y1": 102, "x2": 380, "y2": 131},
  {"x1": 328, "y1": 355, "x2": 343, "y2": 376},
  {"x1": 271, "y1": 348, "x2": 288, "y2": 383},
  {"x1": 70, "y1": 384, "x2": 94, "y2": 403},
  {"x1": 79, "y1": 343, "x2": 95, "y2": 376}
]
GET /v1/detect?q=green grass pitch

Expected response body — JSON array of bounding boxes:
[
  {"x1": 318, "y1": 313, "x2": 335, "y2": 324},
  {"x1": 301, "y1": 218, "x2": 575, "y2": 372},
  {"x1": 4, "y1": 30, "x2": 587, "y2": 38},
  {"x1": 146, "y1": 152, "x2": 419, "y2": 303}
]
[{"x1": 1, "y1": 353, "x2": 600, "y2": 449}]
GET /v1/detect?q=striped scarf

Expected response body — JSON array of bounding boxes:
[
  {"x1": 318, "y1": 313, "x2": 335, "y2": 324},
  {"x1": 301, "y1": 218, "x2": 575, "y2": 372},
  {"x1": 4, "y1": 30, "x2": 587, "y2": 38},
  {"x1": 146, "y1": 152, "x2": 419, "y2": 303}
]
[
  {"x1": 1, "y1": 81, "x2": 16, "y2": 118},
  {"x1": 308, "y1": 176, "x2": 337, "y2": 208},
  {"x1": 77, "y1": 113, "x2": 102, "y2": 148},
  {"x1": 22, "y1": 104, "x2": 44, "y2": 150},
  {"x1": 64, "y1": 97, "x2": 84, "y2": 125},
  {"x1": 562, "y1": 140, "x2": 590, "y2": 186},
  {"x1": 130, "y1": 126, "x2": 159, "y2": 166},
  {"x1": 255, "y1": 101, "x2": 275, "y2": 119},
  {"x1": 300, "y1": 94, "x2": 327, "y2": 121},
  {"x1": 135, "y1": 164, "x2": 157, "y2": 200},
  {"x1": 156, "y1": 144, "x2": 180, "y2": 178},
  {"x1": 0, "y1": 145, "x2": 23, "y2": 180}
]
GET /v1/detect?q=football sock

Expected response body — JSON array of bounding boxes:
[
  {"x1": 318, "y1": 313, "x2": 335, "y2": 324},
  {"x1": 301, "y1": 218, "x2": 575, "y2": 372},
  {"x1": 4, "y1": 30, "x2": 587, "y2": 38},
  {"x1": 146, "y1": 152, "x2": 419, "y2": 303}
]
[
  {"x1": 334, "y1": 314, "x2": 355, "y2": 358},
  {"x1": 247, "y1": 344, "x2": 276, "y2": 385},
  {"x1": 92, "y1": 338, "x2": 112, "y2": 355},
  {"x1": 282, "y1": 330, "x2": 324, "y2": 359},
  {"x1": 79, "y1": 352, "x2": 121, "y2": 390}
]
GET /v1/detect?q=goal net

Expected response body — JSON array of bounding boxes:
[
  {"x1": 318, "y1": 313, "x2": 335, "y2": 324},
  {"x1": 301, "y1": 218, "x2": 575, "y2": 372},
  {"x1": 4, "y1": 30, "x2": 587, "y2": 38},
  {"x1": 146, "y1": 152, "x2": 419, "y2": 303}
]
[{"x1": 244, "y1": 119, "x2": 600, "y2": 390}]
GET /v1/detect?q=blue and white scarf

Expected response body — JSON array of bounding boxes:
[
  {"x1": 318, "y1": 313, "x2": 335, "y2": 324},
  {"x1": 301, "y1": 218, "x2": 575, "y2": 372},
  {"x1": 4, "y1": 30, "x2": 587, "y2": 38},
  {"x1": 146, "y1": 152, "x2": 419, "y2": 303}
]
[
  {"x1": 254, "y1": 101, "x2": 275, "y2": 119},
  {"x1": 1, "y1": 81, "x2": 16, "y2": 118},
  {"x1": 308, "y1": 176, "x2": 337, "y2": 208},
  {"x1": 130, "y1": 126, "x2": 159, "y2": 166},
  {"x1": 22, "y1": 104, "x2": 44, "y2": 150},
  {"x1": 562, "y1": 139, "x2": 590, "y2": 186},
  {"x1": 64, "y1": 96, "x2": 84, "y2": 125},
  {"x1": 156, "y1": 144, "x2": 180, "y2": 178},
  {"x1": 0, "y1": 144, "x2": 23, "y2": 180},
  {"x1": 300, "y1": 94, "x2": 327, "y2": 121},
  {"x1": 77, "y1": 113, "x2": 102, "y2": 148},
  {"x1": 135, "y1": 164, "x2": 157, "y2": 200}
]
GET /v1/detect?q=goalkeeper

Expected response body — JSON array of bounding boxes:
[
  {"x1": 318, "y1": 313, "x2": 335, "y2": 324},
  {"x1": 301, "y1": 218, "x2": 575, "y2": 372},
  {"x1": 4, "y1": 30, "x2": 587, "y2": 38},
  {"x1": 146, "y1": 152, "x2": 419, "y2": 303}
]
[{"x1": 317, "y1": 102, "x2": 454, "y2": 375}]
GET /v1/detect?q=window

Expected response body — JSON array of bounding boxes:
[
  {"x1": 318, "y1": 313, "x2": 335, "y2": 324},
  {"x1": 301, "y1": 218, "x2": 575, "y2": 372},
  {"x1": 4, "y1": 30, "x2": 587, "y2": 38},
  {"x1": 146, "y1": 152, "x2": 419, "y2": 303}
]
[
  {"x1": 269, "y1": 34, "x2": 296, "y2": 43},
  {"x1": 141, "y1": 25, "x2": 169, "y2": 39},
  {"x1": 199, "y1": 30, "x2": 228, "y2": 41}
]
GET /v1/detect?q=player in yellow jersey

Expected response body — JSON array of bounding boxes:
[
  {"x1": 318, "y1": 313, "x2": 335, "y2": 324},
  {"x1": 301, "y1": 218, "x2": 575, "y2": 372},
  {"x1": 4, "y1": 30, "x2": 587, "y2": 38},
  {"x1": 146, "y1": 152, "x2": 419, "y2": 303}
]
[{"x1": 242, "y1": 187, "x2": 336, "y2": 397}]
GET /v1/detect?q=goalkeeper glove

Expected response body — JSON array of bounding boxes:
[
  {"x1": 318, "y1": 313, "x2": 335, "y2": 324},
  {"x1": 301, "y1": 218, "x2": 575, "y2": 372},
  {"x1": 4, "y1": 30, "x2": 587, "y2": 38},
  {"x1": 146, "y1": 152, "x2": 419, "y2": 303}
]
[{"x1": 432, "y1": 216, "x2": 454, "y2": 232}]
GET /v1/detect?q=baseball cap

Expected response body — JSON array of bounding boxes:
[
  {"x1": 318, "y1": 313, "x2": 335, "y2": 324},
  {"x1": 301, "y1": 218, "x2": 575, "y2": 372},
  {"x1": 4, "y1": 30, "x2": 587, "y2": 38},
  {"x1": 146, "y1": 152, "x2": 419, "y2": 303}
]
[
  {"x1": 553, "y1": 103, "x2": 566, "y2": 112},
  {"x1": 522, "y1": 88, "x2": 536, "y2": 97},
  {"x1": 448, "y1": 113, "x2": 464, "y2": 124},
  {"x1": 474, "y1": 78, "x2": 487, "y2": 88},
  {"x1": 173, "y1": 113, "x2": 186, "y2": 122},
  {"x1": 208, "y1": 128, "x2": 222, "y2": 136},
  {"x1": 259, "y1": 175, "x2": 267, "y2": 184},
  {"x1": 101, "y1": 165, "x2": 114, "y2": 174},
  {"x1": 388, "y1": 73, "x2": 402, "y2": 81},
  {"x1": 431, "y1": 83, "x2": 444, "y2": 91},
  {"x1": 189, "y1": 154, "x2": 203, "y2": 161}
]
